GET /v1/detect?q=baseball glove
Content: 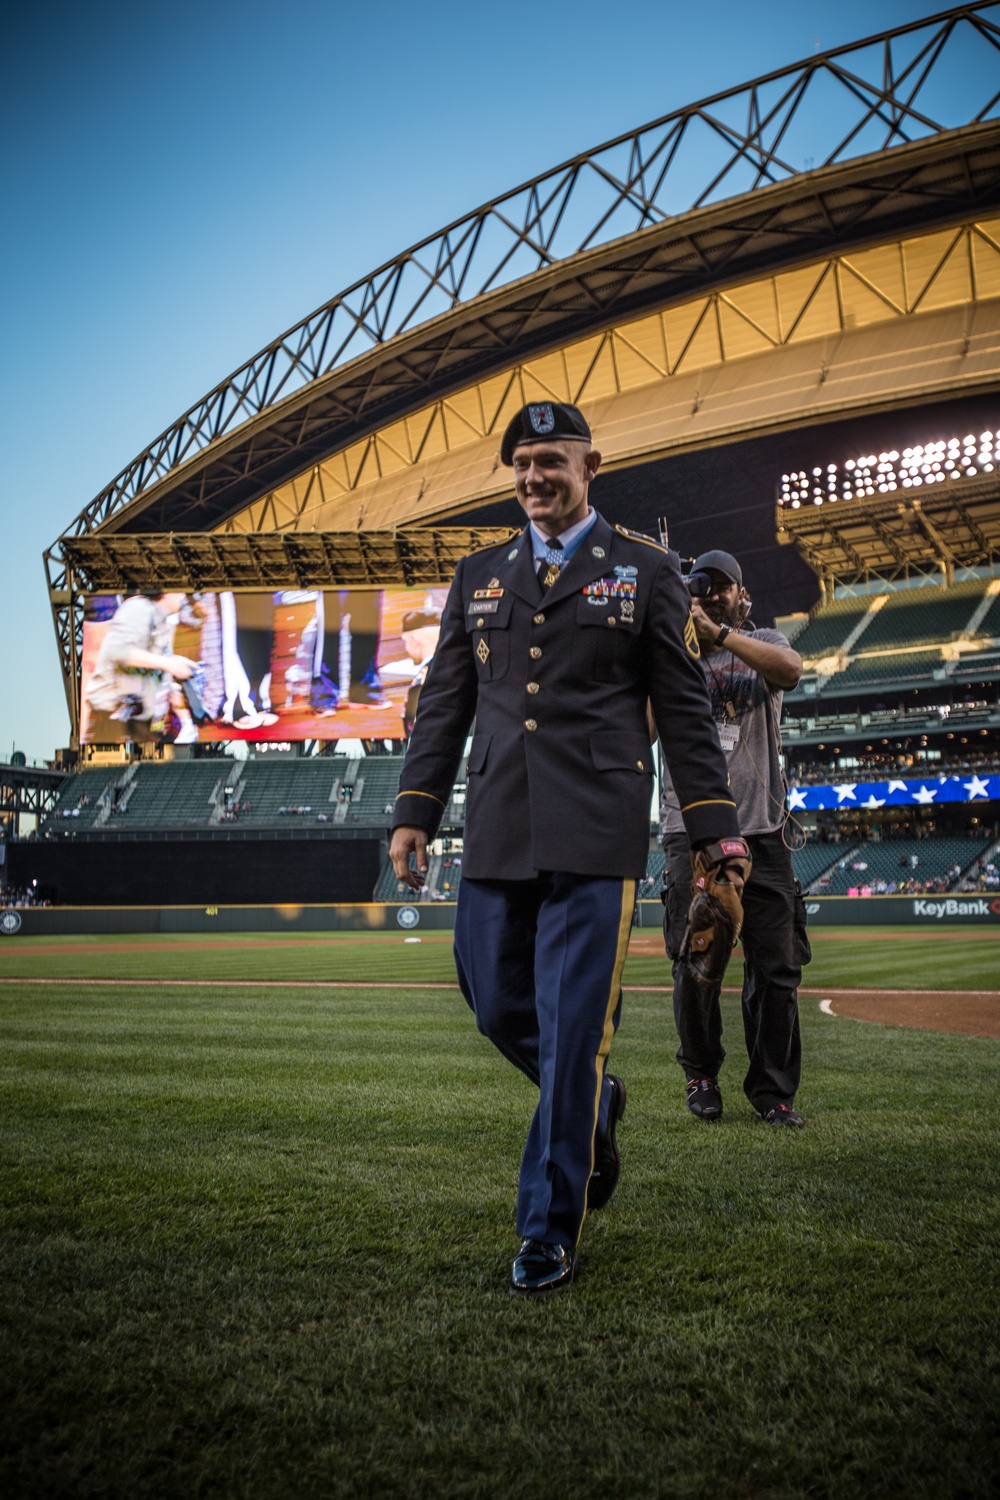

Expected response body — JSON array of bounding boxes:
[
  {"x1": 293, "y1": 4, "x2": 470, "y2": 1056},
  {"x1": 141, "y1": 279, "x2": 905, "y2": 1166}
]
[{"x1": 678, "y1": 837, "x2": 752, "y2": 987}]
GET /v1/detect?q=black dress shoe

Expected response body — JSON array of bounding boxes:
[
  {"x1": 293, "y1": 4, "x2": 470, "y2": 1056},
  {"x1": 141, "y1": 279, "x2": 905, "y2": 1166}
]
[
  {"x1": 509, "y1": 1239, "x2": 578, "y2": 1297},
  {"x1": 587, "y1": 1073, "x2": 626, "y2": 1211}
]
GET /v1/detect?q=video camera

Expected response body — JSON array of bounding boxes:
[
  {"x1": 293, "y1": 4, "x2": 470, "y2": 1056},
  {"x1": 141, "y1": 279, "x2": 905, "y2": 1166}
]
[{"x1": 681, "y1": 563, "x2": 714, "y2": 599}]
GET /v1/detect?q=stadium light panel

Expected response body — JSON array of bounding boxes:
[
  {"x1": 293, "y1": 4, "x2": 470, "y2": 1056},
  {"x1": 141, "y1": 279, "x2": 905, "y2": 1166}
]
[{"x1": 778, "y1": 427, "x2": 999, "y2": 505}]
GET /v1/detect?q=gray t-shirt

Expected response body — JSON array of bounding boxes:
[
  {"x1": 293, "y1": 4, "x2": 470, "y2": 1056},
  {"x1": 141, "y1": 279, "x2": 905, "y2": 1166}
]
[{"x1": 661, "y1": 627, "x2": 790, "y2": 837}]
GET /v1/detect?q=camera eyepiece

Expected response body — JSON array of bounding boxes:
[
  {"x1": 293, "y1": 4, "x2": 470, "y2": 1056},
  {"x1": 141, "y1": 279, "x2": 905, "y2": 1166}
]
[{"x1": 683, "y1": 569, "x2": 713, "y2": 599}]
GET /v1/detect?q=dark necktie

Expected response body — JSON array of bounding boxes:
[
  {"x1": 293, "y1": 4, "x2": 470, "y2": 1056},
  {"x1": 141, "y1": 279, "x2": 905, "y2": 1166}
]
[{"x1": 537, "y1": 539, "x2": 564, "y2": 590}]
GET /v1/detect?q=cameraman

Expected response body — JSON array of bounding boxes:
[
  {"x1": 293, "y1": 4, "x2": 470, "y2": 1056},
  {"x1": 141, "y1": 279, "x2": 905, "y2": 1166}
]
[{"x1": 660, "y1": 550, "x2": 811, "y2": 1127}]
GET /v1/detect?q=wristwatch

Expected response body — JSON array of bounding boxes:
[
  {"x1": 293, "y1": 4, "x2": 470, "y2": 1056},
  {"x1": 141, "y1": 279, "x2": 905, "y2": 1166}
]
[{"x1": 715, "y1": 624, "x2": 732, "y2": 647}]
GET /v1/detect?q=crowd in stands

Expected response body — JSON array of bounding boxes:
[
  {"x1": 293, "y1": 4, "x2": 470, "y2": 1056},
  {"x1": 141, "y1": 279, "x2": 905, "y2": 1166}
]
[
  {"x1": 810, "y1": 872, "x2": 953, "y2": 896},
  {"x1": 958, "y1": 859, "x2": 1000, "y2": 893},
  {"x1": 2, "y1": 883, "x2": 50, "y2": 907},
  {"x1": 787, "y1": 748, "x2": 1000, "y2": 786},
  {"x1": 57, "y1": 790, "x2": 97, "y2": 820},
  {"x1": 221, "y1": 798, "x2": 251, "y2": 823}
]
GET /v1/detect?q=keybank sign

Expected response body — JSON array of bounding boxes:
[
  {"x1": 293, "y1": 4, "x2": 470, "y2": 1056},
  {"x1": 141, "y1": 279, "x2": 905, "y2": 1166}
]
[{"x1": 913, "y1": 897, "x2": 1000, "y2": 920}]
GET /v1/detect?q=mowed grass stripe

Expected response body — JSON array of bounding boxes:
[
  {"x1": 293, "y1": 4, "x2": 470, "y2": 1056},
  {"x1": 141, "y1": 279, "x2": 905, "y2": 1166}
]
[
  {"x1": 1, "y1": 981, "x2": 998, "y2": 1498},
  {"x1": 2, "y1": 925, "x2": 999, "y2": 990}
]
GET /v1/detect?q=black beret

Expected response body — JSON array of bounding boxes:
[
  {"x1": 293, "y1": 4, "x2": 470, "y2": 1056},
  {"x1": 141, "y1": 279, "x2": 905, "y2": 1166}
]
[{"x1": 499, "y1": 402, "x2": 592, "y2": 465}]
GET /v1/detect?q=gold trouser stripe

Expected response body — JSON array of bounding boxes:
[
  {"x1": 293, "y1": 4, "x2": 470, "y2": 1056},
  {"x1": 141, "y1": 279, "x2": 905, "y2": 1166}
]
[
  {"x1": 580, "y1": 877, "x2": 636, "y2": 1245},
  {"x1": 681, "y1": 797, "x2": 737, "y2": 812},
  {"x1": 394, "y1": 789, "x2": 445, "y2": 807}
]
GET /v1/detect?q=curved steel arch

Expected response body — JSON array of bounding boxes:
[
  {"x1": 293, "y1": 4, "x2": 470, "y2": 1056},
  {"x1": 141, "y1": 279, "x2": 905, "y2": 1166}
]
[{"x1": 56, "y1": 2, "x2": 1000, "y2": 546}]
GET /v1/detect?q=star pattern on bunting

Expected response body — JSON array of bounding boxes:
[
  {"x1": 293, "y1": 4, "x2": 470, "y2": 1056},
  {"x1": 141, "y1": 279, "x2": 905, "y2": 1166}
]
[
  {"x1": 964, "y1": 775, "x2": 990, "y2": 800},
  {"x1": 833, "y1": 784, "x2": 857, "y2": 803},
  {"x1": 912, "y1": 785, "x2": 937, "y2": 804}
]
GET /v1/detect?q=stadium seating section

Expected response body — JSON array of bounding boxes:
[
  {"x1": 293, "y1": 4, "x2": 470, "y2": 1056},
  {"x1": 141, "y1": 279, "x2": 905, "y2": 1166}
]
[
  {"x1": 41, "y1": 756, "x2": 407, "y2": 835},
  {"x1": 977, "y1": 591, "x2": 1000, "y2": 639},
  {"x1": 788, "y1": 578, "x2": 1000, "y2": 696},
  {"x1": 786, "y1": 595, "x2": 873, "y2": 659},
  {"x1": 807, "y1": 836, "x2": 991, "y2": 895},
  {"x1": 790, "y1": 843, "x2": 843, "y2": 889},
  {"x1": 827, "y1": 649, "x2": 946, "y2": 688},
  {"x1": 857, "y1": 580, "x2": 987, "y2": 652}
]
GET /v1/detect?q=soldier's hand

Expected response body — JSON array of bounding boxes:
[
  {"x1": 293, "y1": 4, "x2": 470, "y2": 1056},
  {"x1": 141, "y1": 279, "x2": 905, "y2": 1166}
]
[{"x1": 389, "y1": 826, "x2": 429, "y2": 890}]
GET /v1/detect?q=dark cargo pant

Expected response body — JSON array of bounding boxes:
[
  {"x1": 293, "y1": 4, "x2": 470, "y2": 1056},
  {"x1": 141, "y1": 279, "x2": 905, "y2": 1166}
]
[{"x1": 662, "y1": 827, "x2": 811, "y2": 1113}]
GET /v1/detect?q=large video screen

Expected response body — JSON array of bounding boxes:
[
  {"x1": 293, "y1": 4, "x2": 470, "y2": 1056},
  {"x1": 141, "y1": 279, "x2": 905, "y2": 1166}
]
[{"x1": 79, "y1": 587, "x2": 449, "y2": 744}]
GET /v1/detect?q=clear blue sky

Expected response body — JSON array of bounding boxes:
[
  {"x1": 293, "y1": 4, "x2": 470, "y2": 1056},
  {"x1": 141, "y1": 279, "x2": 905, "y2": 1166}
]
[{"x1": 0, "y1": 0, "x2": 975, "y2": 762}]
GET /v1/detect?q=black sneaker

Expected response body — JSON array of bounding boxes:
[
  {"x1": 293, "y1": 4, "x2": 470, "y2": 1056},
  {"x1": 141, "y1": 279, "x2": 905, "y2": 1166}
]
[
  {"x1": 757, "y1": 1103, "x2": 805, "y2": 1128},
  {"x1": 587, "y1": 1074, "x2": 626, "y2": 1211},
  {"x1": 686, "y1": 1077, "x2": 722, "y2": 1120}
]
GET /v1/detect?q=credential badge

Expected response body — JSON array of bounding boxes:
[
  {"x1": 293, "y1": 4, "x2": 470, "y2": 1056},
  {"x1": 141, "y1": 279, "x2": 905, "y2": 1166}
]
[
  {"x1": 614, "y1": 565, "x2": 637, "y2": 579},
  {"x1": 527, "y1": 402, "x2": 555, "y2": 434}
]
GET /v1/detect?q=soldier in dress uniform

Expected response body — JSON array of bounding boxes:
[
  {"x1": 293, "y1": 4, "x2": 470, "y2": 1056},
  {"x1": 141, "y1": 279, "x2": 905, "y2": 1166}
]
[{"x1": 390, "y1": 401, "x2": 747, "y2": 1296}]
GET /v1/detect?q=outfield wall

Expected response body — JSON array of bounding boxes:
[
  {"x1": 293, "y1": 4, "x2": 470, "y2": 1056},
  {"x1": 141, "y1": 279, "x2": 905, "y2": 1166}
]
[
  {"x1": 5, "y1": 837, "x2": 383, "y2": 908},
  {"x1": 3, "y1": 893, "x2": 1000, "y2": 936}
]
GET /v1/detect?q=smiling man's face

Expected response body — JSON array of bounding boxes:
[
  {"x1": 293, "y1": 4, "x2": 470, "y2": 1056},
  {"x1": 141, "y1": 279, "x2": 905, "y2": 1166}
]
[{"x1": 512, "y1": 439, "x2": 601, "y2": 536}]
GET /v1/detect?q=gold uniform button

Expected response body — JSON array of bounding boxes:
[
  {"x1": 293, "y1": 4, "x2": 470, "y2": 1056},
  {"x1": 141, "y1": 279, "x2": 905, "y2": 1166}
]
[
  {"x1": 637, "y1": 759, "x2": 645, "y2": 770},
  {"x1": 530, "y1": 646, "x2": 542, "y2": 659},
  {"x1": 475, "y1": 617, "x2": 485, "y2": 628},
  {"x1": 533, "y1": 612, "x2": 545, "y2": 625},
  {"x1": 525, "y1": 719, "x2": 538, "y2": 732},
  {"x1": 607, "y1": 615, "x2": 617, "y2": 626},
  {"x1": 526, "y1": 682, "x2": 539, "y2": 695}
]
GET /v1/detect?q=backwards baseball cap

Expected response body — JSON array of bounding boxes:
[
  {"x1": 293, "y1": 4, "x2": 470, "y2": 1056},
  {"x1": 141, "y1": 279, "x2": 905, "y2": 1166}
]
[
  {"x1": 692, "y1": 550, "x2": 743, "y2": 587},
  {"x1": 499, "y1": 401, "x2": 592, "y2": 465},
  {"x1": 400, "y1": 609, "x2": 441, "y2": 633}
]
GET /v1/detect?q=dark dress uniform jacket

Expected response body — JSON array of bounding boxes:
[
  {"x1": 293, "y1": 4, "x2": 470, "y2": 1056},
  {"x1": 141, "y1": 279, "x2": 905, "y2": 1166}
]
[{"x1": 393, "y1": 512, "x2": 740, "y2": 880}]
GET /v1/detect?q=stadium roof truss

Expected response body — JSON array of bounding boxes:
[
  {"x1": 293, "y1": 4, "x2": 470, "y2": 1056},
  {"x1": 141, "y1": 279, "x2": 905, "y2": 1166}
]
[
  {"x1": 47, "y1": 3, "x2": 1000, "y2": 737},
  {"x1": 777, "y1": 471, "x2": 1000, "y2": 587},
  {"x1": 55, "y1": 527, "x2": 520, "y2": 594}
]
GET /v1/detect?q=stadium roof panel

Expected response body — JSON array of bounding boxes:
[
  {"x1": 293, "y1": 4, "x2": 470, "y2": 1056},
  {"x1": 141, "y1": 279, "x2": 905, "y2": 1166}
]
[
  {"x1": 214, "y1": 222, "x2": 1000, "y2": 534},
  {"x1": 51, "y1": 5, "x2": 1000, "y2": 547}
]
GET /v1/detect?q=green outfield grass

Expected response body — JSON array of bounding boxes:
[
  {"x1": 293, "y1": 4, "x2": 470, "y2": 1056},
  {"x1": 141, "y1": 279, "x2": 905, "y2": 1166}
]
[
  {"x1": 1, "y1": 934, "x2": 998, "y2": 1497},
  {"x1": 1, "y1": 923, "x2": 999, "y2": 990}
]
